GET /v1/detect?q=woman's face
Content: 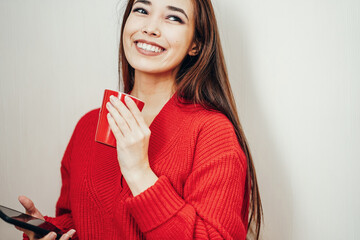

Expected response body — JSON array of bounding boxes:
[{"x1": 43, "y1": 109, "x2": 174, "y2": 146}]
[{"x1": 122, "y1": 0, "x2": 196, "y2": 76}]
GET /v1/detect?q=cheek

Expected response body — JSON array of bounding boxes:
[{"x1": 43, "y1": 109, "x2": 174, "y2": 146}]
[
  {"x1": 123, "y1": 16, "x2": 141, "y2": 42},
  {"x1": 166, "y1": 28, "x2": 193, "y2": 52}
]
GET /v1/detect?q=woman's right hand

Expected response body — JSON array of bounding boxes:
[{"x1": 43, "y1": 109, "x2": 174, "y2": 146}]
[{"x1": 17, "y1": 196, "x2": 76, "y2": 240}]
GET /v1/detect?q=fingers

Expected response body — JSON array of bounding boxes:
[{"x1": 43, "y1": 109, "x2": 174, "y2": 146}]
[
  {"x1": 107, "y1": 96, "x2": 132, "y2": 132},
  {"x1": 60, "y1": 229, "x2": 76, "y2": 240},
  {"x1": 106, "y1": 105, "x2": 130, "y2": 136},
  {"x1": 41, "y1": 229, "x2": 76, "y2": 240},
  {"x1": 124, "y1": 96, "x2": 151, "y2": 139},
  {"x1": 124, "y1": 96, "x2": 148, "y2": 129},
  {"x1": 18, "y1": 195, "x2": 36, "y2": 215},
  {"x1": 14, "y1": 221, "x2": 35, "y2": 239},
  {"x1": 15, "y1": 226, "x2": 35, "y2": 239},
  {"x1": 107, "y1": 95, "x2": 143, "y2": 134},
  {"x1": 107, "y1": 112, "x2": 125, "y2": 139},
  {"x1": 41, "y1": 232, "x2": 57, "y2": 240},
  {"x1": 18, "y1": 195, "x2": 44, "y2": 220}
]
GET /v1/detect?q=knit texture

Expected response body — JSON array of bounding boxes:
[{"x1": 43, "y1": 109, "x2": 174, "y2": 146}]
[{"x1": 26, "y1": 94, "x2": 249, "y2": 239}]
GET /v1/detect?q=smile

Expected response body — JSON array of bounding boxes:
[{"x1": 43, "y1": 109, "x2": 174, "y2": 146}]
[{"x1": 135, "y1": 40, "x2": 165, "y2": 55}]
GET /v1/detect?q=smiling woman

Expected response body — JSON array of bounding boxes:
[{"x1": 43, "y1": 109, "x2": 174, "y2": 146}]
[
  {"x1": 17, "y1": 0, "x2": 262, "y2": 239},
  {"x1": 122, "y1": 0, "x2": 197, "y2": 75}
]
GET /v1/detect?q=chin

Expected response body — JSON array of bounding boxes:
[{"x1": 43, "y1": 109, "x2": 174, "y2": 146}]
[{"x1": 130, "y1": 62, "x2": 172, "y2": 75}]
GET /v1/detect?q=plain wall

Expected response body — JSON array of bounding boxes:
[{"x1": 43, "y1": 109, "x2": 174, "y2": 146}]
[{"x1": 0, "y1": 0, "x2": 359, "y2": 239}]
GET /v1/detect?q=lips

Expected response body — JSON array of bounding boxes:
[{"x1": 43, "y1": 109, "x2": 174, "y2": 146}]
[{"x1": 134, "y1": 40, "x2": 166, "y2": 54}]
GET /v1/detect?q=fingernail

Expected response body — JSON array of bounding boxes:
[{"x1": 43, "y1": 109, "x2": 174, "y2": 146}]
[
  {"x1": 50, "y1": 232, "x2": 57, "y2": 239},
  {"x1": 68, "y1": 229, "x2": 76, "y2": 237},
  {"x1": 110, "y1": 95, "x2": 116, "y2": 102}
]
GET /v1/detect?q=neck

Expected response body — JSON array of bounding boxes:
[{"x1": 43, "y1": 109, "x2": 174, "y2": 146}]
[
  {"x1": 131, "y1": 70, "x2": 176, "y2": 105},
  {"x1": 130, "y1": 70, "x2": 176, "y2": 126}
]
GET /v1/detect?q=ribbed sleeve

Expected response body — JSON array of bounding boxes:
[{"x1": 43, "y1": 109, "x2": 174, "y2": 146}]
[
  {"x1": 46, "y1": 117, "x2": 79, "y2": 239},
  {"x1": 125, "y1": 176, "x2": 186, "y2": 232}
]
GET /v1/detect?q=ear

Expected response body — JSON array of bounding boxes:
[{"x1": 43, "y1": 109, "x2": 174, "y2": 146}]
[{"x1": 188, "y1": 42, "x2": 200, "y2": 56}]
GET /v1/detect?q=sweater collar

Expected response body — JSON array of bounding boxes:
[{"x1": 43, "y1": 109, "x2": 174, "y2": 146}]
[{"x1": 148, "y1": 92, "x2": 186, "y2": 165}]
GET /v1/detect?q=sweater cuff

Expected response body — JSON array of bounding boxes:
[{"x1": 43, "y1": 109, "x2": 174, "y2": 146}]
[
  {"x1": 44, "y1": 216, "x2": 72, "y2": 233},
  {"x1": 44, "y1": 215, "x2": 54, "y2": 223},
  {"x1": 125, "y1": 175, "x2": 185, "y2": 232},
  {"x1": 44, "y1": 216, "x2": 61, "y2": 229}
]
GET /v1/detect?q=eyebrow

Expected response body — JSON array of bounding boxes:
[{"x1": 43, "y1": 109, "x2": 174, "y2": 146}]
[
  {"x1": 167, "y1": 6, "x2": 188, "y2": 20},
  {"x1": 134, "y1": 0, "x2": 151, "y2": 5},
  {"x1": 134, "y1": 0, "x2": 189, "y2": 20}
]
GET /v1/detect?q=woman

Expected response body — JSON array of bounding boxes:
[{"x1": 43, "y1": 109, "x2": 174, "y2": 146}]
[{"x1": 19, "y1": 0, "x2": 262, "y2": 239}]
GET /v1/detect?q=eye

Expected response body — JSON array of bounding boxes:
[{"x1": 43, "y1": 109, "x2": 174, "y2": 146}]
[
  {"x1": 133, "y1": 8, "x2": 148, "y2": 15},
  {"x1": 167, "y1": 15, "x2": 184, "y2": 23}
]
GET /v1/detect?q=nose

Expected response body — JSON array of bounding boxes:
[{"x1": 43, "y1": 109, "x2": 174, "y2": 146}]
[{"x1": 142, "y1": 18, "x2": 161, "y2": 37}]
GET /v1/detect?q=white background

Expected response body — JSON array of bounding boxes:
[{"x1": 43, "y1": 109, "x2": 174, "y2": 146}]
[{"x1": 0, "y1": 0, "x2": 359, "y2": 239}]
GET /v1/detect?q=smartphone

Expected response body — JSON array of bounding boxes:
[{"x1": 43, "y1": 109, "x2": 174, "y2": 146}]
[{"x1": 0, "y1": 205, "x2": 64, "y2": 239}]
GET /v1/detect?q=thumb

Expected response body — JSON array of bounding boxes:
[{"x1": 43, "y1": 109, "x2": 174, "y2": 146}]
[{"x1": 18, "y1": 195, "x2": 38, "y2": 216}]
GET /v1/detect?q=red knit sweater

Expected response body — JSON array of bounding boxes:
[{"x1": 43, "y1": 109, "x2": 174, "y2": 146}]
[{"x1": 37, "y1": 94, "x2": 249, "y2": 239}]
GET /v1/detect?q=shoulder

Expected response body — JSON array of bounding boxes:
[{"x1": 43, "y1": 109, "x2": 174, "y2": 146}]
[
  {"x1": 176, "y1": 96, "x2": 233, "y2": 126},
  {"x1": 198, "y1": 110, "x2": 234, "y2": 132},
  {"x1": 179, "y1": 103, "x2": 236, "y2": 140},
  {"x1": 196, "y1": 110, "x2": 240, "y2": 149},
  {"x1": 77, "y1": 108, "x2": 100, "y2": 124},
  {"x1": 176, "y1": 101, "x2": 241, "y2": 151},
  {"x1": 72, "y1": 108, "x2": 100, "y2": 135},
  {"x1": 188, "y1": 108, "x2": 247, "y2": 172},
  {"x1": 61, "y1": 108, "x2": 100, "y2": 160}
]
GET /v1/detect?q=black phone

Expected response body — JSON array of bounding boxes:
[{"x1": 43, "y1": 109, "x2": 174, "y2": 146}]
[{"x1": 0, "y1": 204, "x2": 64, "y2": 239}]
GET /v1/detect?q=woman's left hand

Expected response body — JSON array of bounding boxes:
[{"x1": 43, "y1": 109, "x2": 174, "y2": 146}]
[{"x1": 106, "y1": 95, "x2": 152, "y2": 180}]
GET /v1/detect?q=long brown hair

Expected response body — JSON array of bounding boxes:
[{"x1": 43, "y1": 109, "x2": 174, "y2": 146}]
[{"x1": 119, "y1": 0, "x2": 263, "y2": 239}]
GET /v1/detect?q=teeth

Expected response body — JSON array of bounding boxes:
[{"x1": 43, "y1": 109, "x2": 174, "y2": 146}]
[{"x1": 136, "y1": 42, "x2": 163, "y2": 53}]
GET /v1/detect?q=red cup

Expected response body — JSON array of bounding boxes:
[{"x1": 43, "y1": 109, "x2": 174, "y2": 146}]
[{"x1": 95, "y1": 89, "x2": 145, "y2": 147}]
